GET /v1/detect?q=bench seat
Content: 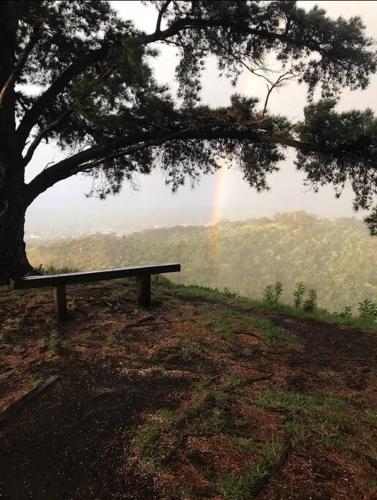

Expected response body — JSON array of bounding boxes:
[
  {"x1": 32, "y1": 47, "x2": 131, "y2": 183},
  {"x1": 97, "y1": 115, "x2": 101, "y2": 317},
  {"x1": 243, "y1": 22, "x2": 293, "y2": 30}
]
[{"x1": 10, "y1": 263, "x2": 181, "y2": 321}]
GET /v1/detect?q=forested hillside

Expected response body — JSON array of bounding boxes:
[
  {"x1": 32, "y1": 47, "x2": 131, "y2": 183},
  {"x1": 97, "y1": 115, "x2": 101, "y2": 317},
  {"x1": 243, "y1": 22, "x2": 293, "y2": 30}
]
[{"x1": 27, "y1": 212, "x2": 377, "y2": 311}]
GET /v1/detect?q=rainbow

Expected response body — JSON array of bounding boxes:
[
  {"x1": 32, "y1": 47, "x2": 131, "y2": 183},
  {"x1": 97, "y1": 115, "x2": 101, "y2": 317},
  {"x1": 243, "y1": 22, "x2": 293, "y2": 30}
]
[
  {"x1": 211, "y1": 158, "x2": 228, "y2": 224},
  {"x1": 209, "y1": 158, "x2": 229, "y2": 287},
  {"x1": 208, "y1": 72, "x2": 255, "y2": 286}
]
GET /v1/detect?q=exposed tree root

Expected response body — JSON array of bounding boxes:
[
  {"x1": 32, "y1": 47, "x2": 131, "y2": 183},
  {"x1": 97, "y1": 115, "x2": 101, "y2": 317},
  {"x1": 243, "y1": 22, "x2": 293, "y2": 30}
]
[{"x1": 0, "y1": 375, "x2": 59, "y2": 429}]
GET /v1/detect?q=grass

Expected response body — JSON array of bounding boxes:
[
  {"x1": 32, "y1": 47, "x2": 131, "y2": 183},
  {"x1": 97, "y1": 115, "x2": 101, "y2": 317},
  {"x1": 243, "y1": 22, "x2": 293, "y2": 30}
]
[
  {"x1": 362, "y1": 411, "x2": 377, "y2": 425},
  {"x1": 218, "y1": 462, "x2": 270, "y2": 500},
  {"x1": 180, "y1": 342, "x2": 209, "y2": 358},
  {"x1": 0, "y1": 330, "x2": 16, "y2": 344},
  {"x1": 131, "y1": 408, "x2": 184, "y2": 475},
  {"x1": 9, "y1": 289, "x2": 31, "y2": 297},
  {"x1": 44, "y1": 329, "x2": 64, "y2": 354},
  {"x1": 257, "y1": 390, "x2": 349, "y2": 448},
  {"x1": 223, "y1": 374, "x2": 246, "y2": 388},
  {"x1": 248, "y1": 316, "x2": 301, "y2": 349},
  {"x1": 149, "y1": 342, "x2": 210, "y2": 365},
  {"x1": 184, "y1": 384, "x2": 230, "y2": 436},
  {"x1": 132, "y1": 422, "x2": 165, "y2": 474},
  {"x1": 201, "y1": 313, "x2": 238, "y2": 343},
  {"x1": 106, "y1": 285, "x2": 133, "y2": 303},
  {"x1": 230, "y1": 436, "x2": 258, "y2": 454},
  {"x1": 218, "y1": 438, "x2": 286, "y2": 499},
  {"x1": 198, "y1": 303, "x2": 301, "y2": 350},
  {"x1": 157, "y1": 279, "x2": 377, "y2": 331},
  {"x1": 131, "y1": 383, "x2": 234, "y2": 475},
  {"x1": 37, "y1": 265, "x2": 80, "y2": 275},
  {"x1": 0, "y1": 316, "x2": 25, "y2": 343},
  {"x1": 260, "y1": 439, "x2": 282, "y2": 463},
  {"x1": 364, "y1": 478, "x2": 377, "y2": 492},
  {"x1": 135, "y1": 381, "x2": 297, "y2": 499}
]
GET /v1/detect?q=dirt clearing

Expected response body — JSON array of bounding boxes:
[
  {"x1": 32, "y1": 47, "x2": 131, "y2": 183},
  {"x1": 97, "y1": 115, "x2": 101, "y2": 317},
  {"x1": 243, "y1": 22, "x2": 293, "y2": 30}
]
[{"x1": 0, "y1": 281, "x2": 376, "y2": 499}]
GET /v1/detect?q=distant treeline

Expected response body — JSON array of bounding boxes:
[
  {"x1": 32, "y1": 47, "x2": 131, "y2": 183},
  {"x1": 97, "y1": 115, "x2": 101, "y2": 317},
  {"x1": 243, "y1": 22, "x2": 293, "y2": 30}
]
[{"x1": 27, "y1": 212, "x2": 377, "y2": 311}]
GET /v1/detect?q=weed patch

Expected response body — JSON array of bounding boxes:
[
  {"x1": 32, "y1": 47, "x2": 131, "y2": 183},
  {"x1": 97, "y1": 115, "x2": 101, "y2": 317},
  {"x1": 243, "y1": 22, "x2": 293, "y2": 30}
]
[{"x1": 42, "y1": 329, "x2": 65, "y2": 354}]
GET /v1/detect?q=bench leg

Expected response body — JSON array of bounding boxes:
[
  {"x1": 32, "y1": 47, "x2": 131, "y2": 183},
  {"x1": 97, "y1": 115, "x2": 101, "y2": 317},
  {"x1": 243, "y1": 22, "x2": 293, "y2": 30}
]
[
  {"x1": 54, "y1": 284, "x2": 68, "y2": 321},
  {"x1": 137, "y1": 274, "x2": 151, "y2": 307}
]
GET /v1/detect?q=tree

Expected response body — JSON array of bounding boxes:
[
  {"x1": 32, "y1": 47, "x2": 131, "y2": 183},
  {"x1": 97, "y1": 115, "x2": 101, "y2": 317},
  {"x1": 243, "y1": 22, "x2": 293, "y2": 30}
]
[{"x1": 1, "y1": 0, "x2": 377, "y2": 281}]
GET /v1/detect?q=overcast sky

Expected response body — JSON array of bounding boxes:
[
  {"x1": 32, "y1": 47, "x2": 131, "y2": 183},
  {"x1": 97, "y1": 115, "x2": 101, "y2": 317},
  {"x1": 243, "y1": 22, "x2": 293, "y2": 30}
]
[{"x1": 25, "y1": 1, "x2": 377, "y2": 237}]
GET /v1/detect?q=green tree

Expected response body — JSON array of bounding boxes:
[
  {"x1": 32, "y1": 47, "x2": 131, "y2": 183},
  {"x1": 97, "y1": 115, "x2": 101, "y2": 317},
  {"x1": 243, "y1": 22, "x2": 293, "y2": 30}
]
[
  {"x1": 1, "y1": 1, "x2": 377, "y2": 280},
  {"x1": 28, "y1": 214, "x2": 377, "y2": 311}
]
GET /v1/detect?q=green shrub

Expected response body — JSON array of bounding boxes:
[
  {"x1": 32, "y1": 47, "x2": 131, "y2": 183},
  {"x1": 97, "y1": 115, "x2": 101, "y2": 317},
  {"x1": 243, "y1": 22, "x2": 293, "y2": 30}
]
[
  {"x1": 303, "y1": 289, "x2": 317, "y2": 312},
  {"x1": 264, "y1": 285, "x2": 274, "y2": 303},
  {"x1": 264, "y1": 281, "x2": 283, "y2": 304},
  {"x1": 223, "y1": 287, "x2": 237, "y2": 298},
  {"x1": 336, "y1": 306, "x2": 353, "y2": 319},
  {"x1": 358, "y1": 299, "x2": 377, "y2": 321},
  {"x1": 274, "y1": 281, "x2": 283, "y2": 301},
  {"x1": 293, "y1": 281, "x2": 306, "y2": 308}
]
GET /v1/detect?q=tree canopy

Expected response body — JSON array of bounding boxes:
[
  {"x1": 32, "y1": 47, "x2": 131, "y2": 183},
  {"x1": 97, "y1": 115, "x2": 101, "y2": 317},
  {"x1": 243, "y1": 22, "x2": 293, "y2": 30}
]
[{"x1": 1, "y1": 0, "x2": 377, "y2": 278}]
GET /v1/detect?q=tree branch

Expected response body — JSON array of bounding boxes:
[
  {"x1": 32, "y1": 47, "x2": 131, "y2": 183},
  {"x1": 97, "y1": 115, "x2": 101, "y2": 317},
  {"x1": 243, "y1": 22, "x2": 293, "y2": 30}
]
[
  {"x1": 155, "y1": 1, "x2": 172, "y2": 33},
  {"x1": 16, "y1": 15, "x2": 327, "y2": 150},
  {"x1": 78, "y1": 135, "x2": 177, "y2": 172},
  {"x1": 25, "y1": 130, "x2": 189, "y2": 203},
  {"x1": 0, "y1": 21, "x2": 43, "y2": 108},
  {"x1": 262, "y1": 70, "x2": 297, "y2": 114},
  {"x1": 22, "y1": 109, "x2": 72, "y2": 167},
  {"x1": 16, "y1": 45, "x2": 108, "y2": 149},
  {"x1": 24, "y1": 122, "x2": 308, "y2": 205}
]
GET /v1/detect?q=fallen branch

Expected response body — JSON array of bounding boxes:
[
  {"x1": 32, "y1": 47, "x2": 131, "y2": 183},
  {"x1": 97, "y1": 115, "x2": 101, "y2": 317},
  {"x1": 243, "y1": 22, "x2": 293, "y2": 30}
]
[
  {"x1": 125, "y1": 316, "x2": 156, "y2": 328},
  {"x1": 249, "y1": 374, "x2": 273, "y2": 383},
  {"x1": 314, "y1": 357, "x2": 371, "y2": 364},
  {"x1": 0, "y1": 375, "x2": 59, "y2": 429},
  {"x1": 205, "y1": 373, "x2": 273, "y2": 387}
]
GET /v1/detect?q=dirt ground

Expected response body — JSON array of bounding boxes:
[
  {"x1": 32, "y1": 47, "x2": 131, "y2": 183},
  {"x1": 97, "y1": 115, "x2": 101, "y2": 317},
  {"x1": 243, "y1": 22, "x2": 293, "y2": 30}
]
[{"x1": 0, "y1": 280, "x2": 376, "y2": 499}]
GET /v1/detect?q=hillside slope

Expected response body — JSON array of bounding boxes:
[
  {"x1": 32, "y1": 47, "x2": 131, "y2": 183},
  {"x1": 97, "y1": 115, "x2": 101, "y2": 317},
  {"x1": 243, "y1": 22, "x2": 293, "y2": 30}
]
[
  {"x1": 0, "y1": 280, "x2": 376, "y2": 499},
  {"x1": 27, "y1": 213, "x2": 377, "y2": 311}
]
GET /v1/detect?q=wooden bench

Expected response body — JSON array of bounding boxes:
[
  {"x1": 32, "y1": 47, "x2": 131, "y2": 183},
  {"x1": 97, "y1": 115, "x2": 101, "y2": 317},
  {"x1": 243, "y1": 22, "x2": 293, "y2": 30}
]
[{"x1": 10, "y1": 263, "x2": 181, "y2": 322}]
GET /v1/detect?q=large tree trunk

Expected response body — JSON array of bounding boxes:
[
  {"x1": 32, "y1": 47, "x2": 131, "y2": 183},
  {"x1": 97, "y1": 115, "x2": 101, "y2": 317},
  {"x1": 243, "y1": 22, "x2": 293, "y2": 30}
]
[
  {"x1": 0, "y1": 2, "x2": 32, "y2": 283},
  {"x1": 0, "y1": 169, "x2": 32, "y2": 282}
]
